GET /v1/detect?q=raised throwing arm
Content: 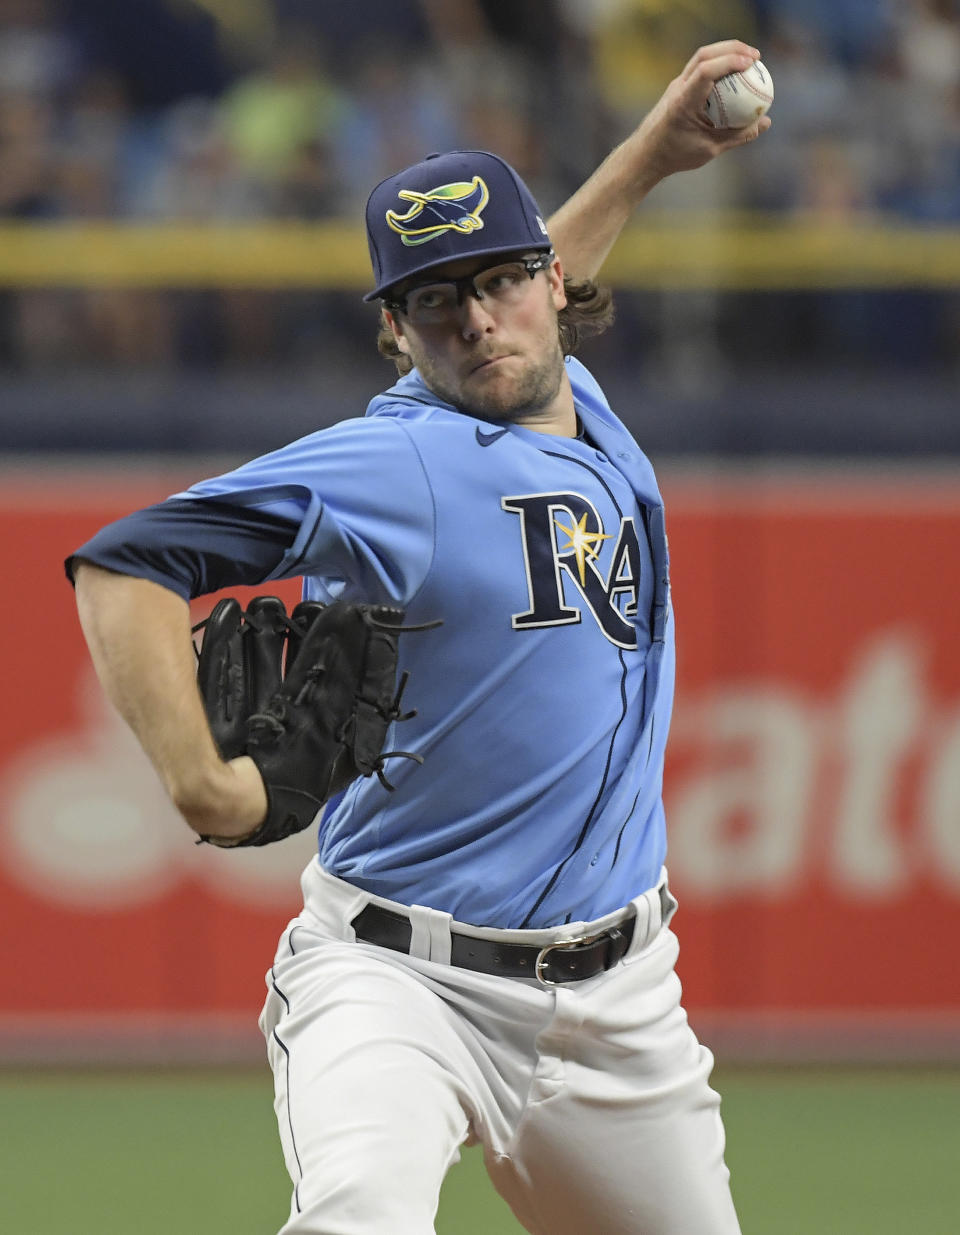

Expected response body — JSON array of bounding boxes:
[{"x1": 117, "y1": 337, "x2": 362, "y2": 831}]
[{"x1": 548, "y1": 40, "x2": 771, "y2": 281}]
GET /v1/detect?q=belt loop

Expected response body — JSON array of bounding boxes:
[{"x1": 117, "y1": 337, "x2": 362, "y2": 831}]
[
  {"x1": 649, "y1": 884, "x2": 664, "y2": 937},
  {"x1": 621, "y1": 874, "x2": 674, "y2": 961},
  {"x1": 408, "y1": 904, "x2": 453, "y2": 965},
  {"x1": 659, "y1": 879, "x2": 678, "y2": 931},
  {"x1": 623, "y1": 892, "x2": 652, "y2": 960}
]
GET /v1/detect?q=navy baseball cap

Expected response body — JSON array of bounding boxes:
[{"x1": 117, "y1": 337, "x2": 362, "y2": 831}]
[{"x1": 364, "y1": 150, "x2": 552, "y2": 301}]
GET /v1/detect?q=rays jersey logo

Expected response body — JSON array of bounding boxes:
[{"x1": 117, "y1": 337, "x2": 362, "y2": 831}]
[
  {"x1": 502, "y1": 491, "x2": 643, "y2": 649},
  {"x1": 385, "y1": 176, "x2": 489, "y2": 247}
]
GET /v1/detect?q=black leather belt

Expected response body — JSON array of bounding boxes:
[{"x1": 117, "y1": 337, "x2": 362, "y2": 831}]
[{"x1": 350, "y1": 903, "x2": 636, "y2": 985}]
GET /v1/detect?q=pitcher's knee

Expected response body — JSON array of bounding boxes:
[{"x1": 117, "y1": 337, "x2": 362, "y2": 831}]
[{"x1": 287, "y1": 1163, "x2": 441, "y2": 1235}]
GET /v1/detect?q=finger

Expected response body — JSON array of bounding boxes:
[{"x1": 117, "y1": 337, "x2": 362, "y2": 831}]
[
  {"x1": 244, "y1": 595, "x2": 289, "y2": 711},
  {"x1": 716, "y1": 114, "x2": 772, "y2": 149},
  {"x1": 681, "y1": 40, "x2": 760, "y2": 81},
  {"x1": 679, "y1": 52, "x2": 761, "y2": 113}
]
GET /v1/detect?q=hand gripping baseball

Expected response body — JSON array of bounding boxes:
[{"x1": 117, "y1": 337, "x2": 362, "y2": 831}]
[
  {"x1": 630, "y1": 40, "x2": 772, "y2": 186},
  {"x1": 193, "y1": 596, "x2": 439, "y2": 848}
]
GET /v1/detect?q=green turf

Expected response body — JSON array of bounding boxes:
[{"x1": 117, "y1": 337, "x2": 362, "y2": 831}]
[
  {"x1": 720, "y1": 1068, "x2": 960, "y2": 1235},
  {"x1": 0, "y1": 1067, "x2": 957, "y2": 1233}
]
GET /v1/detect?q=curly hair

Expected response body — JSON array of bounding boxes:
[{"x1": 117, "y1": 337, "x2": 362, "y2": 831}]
[{"x1": 376, "y1": 277, "x2": 615, "y2": 376}]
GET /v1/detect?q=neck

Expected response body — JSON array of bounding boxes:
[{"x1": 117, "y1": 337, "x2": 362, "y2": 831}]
[{"x1": 510, "y1": 369, "x2": 577, "y2": 437}]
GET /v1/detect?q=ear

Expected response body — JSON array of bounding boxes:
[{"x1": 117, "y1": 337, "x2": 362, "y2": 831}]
[
  {"x1": 547, "y1": 256, "x2": 567, "y2": 311},
  {"x1": 383, "y1": 308, "x2": 411, "y2": 356}
]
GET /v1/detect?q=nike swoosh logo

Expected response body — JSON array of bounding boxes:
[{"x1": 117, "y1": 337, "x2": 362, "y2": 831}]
[{"x1": 475, "y1": 426, "x2": 509, "y2": 447}]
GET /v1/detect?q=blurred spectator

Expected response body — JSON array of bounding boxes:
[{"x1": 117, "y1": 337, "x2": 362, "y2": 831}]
[
  {"x1": 796, "y1": 138, "x2": 873, "y2": 217},
  {"x1": 0, "y1": 1, "x2": 71, "y2": 217},
  {"x1": 562, "y1": 0, "x2": 759, "y2": 115},
  {"x1": 0, "y1": 90, "x2": 57, "y2": 216},
  {"x1": 418, "y1": 0, "x2": 575, "y2": 204},
  {"x1": 754, "y1": 0, "x2": 895, "y2": 66},
  {"x1": 276, "y1": 0, "x2": 432, "y2": 61},
  {"x1": 272, "y1": 138, "x2": 342, "y2": 218},
  {"x1": 140, "y1": 98, "x2": 262, "y2": 220},
  {"x1": 60, "y1": 0, "x2": 229, "y2": 108},
  {"x1": 218, "y1": 25, "x2": 343, "y2": 182},
  {"x1": 55, "y1": 70, "x2": 132, "y2": 217},
  {"x1": 330, "y1": 44, "x2": 460, "y2": 208},
  {"x1": 0, "y1": 0, "x2": 76, "y2": 95},
  {"x1": 880, "y1": 0, "x2": 960, "y2": 219},
  {"x1": 736, "y1": 17, "x2": 862, "y2": 212},
  {"x1": 896, "y1": 0, "x2": 960, "y2": 95}
]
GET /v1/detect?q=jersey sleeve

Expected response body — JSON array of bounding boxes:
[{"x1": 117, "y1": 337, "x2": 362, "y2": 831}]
[
  {"x1": 66, "y1": 499, "x2": 301, "y2": 599},
  {"x1": 67, "y1": 416, "x2": 437, "y2": 604}
]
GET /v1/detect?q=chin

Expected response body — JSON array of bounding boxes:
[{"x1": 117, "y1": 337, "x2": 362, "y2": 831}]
[
  {"x1": 421, "y1": 349, "x2": 563, "y2": 422},
  {"x1": 460, "y1": 379, "x2": 531, "y2": 421}
]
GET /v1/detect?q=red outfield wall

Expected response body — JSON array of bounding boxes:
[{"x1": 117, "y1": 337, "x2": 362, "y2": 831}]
[{"x1": 2, "y1": 463, "x2": 958, "y2": 1060}]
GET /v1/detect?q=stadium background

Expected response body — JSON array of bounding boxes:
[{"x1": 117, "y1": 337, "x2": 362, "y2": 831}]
[{"x1": 1, "y1": 1, "x2": 958, "y2": 1231}]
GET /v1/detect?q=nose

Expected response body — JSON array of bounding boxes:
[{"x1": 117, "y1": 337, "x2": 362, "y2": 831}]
[{"x1": 458, "y1": 289, "x2": 496, "y2": 340}]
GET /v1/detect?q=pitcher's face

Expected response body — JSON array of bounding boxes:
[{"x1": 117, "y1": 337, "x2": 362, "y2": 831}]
[{"x1": 385, "y1": 253, "x2": 569, "y2": 424}]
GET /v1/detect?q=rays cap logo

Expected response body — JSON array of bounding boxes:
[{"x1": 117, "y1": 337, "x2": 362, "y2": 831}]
[
  {"x1": 386, "y1": 175, "x2": 489, "y2": 247},
  {"x1": 364, "y1": 150, "x2": 552, "y2": 302}
]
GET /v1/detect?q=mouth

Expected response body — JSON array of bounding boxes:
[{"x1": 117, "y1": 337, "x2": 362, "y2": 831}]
[{"x1": 469, "y1": 354, "x2": 512, "y2": 375}]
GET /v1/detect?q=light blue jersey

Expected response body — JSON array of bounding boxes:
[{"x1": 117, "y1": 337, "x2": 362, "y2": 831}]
[{"x1": 179, "y1": 357, "x2": 674, "y2": 928}]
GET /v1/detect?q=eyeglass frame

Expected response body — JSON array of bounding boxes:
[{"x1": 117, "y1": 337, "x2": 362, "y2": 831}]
[{"x1": 382, "y1": 248, "x2": 556, "y2": 319}]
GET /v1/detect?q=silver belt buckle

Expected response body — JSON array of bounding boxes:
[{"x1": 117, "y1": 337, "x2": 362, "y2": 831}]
[{"x1": 535, "y1": 928, "x2": 607, "y2": 987}]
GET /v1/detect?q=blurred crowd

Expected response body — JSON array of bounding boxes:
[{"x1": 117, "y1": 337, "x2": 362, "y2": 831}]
[
  {"x1": 0, "y1": 0, "x2": 590, "y2": 225},
  {"x1": 0, "y1": 0, "x2": 958, "y2": 379},
  {"x1": 2, "y1": 0, "x2": 958, "y2": 224}
]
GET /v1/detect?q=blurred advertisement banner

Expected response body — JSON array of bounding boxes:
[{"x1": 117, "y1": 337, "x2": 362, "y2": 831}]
[
  {"x1": 1, "y1": 465, "x2": 958, "y2": 1057},
  {"x1": 660, "y1": 470, "x2": 960, "y2": 1052}
]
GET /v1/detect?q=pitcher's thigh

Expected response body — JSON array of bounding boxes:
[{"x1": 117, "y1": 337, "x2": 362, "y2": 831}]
[
  {"x1": 487, "y1": 962, "x2": 741, "y2": 1235},
  {"x1": 266, "y1": 956, "x2": 471, "y2": 1235},
  {"x1": 494, "y1": 1046, "x2": 740, "y2": 1235}
]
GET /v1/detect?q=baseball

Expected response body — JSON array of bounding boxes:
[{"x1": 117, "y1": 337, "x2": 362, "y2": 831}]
[{"x1": 703, "y1": 59, "x2": 773, "y2": 129}]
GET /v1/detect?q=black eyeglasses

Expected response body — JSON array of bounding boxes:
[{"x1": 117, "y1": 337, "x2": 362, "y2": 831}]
[{"x1": 384, "y1": 250, "x2": 555, "y2": 325}]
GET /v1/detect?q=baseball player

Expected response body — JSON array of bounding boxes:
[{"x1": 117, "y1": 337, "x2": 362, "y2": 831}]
[{"x1": 68, "y1": 41, "x2": 770, "y2": 1235}]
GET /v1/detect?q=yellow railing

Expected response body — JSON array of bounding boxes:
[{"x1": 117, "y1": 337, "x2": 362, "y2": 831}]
[{"x1": 0, "y1": 217, "x2": 957, "y2": 289}]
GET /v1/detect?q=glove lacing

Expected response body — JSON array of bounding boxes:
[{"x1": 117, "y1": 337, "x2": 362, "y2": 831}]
[{"x1": 353, "y1": 608, "x2": 442, "y2": 789}]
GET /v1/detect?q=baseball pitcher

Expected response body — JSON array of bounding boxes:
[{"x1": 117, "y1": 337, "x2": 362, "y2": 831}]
[{"x1": 69, "y1": 41, "x2": 770, "y2": 1235}]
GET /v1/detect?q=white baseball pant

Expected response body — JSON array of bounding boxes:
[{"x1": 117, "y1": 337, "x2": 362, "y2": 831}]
[{"x1": 259, "y1": 860, "x2": 741, "y2": 1235}]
